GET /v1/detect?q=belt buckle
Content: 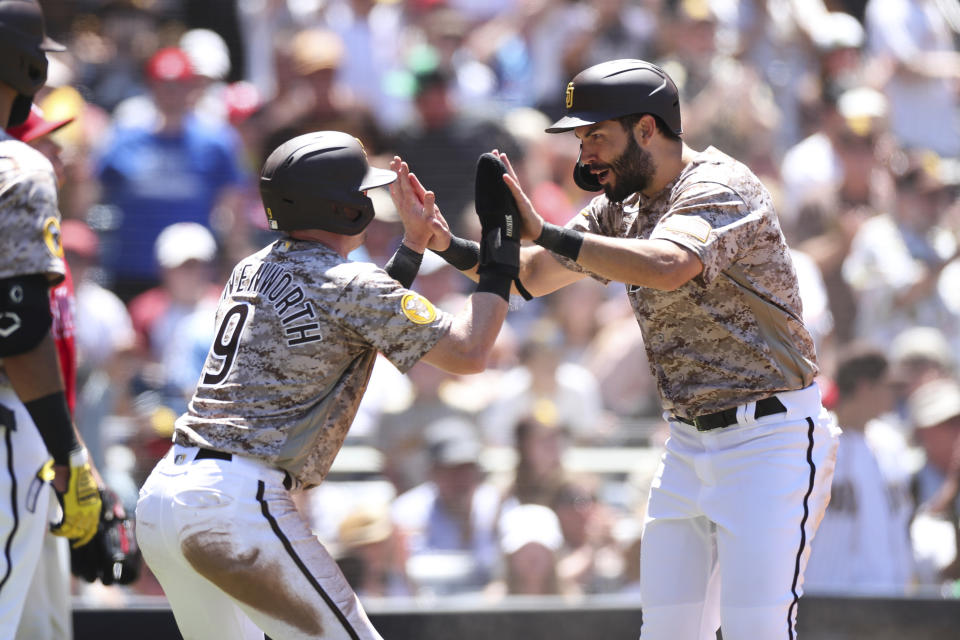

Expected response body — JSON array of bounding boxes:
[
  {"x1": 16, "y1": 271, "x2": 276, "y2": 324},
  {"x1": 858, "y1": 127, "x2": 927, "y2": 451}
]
[{"x1": 692, "y1": 416, "x2": 706, "y2": 431}]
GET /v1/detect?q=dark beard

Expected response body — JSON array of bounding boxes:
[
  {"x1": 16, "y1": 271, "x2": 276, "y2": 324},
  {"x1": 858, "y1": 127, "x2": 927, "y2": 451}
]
[{"x1": 596, "y1": 134, "x2": 656, "y2": 202}]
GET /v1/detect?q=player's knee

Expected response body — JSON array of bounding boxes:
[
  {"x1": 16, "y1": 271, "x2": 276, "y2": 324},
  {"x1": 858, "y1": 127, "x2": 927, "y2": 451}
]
[
  {"x1": 640, "y1": 602, "x2": 715, "y2": 640},
  {"x1": 719, "y1": 604, "x2": 796, "y2": 640}
]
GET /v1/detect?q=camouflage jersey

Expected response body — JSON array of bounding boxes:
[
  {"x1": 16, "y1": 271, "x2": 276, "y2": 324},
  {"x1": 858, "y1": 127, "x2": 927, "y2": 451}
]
[
  {"x1": 0, "y1": 132, "x2": 65, "y2": 387},
  {"x1": 556, "y1": 146, "x2": 818, "y2": 419},
  {"x1": 174, "y1": 238, "x2": 453, "y2": 486}
]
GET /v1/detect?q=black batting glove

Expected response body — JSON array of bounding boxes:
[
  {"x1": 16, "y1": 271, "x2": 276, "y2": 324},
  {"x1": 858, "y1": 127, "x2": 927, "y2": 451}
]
[{"x1": 475, "y1": 153, "x2": 521, "y2": 279}]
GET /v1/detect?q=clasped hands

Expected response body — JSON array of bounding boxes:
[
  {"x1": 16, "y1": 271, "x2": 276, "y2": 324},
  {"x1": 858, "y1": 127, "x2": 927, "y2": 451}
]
[{"x1": 387, "y1": 151, "x2": 546, "y2": 252}]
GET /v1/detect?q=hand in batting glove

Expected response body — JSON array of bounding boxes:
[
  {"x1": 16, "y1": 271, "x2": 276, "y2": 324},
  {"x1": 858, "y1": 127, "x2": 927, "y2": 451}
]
[
  {"x1": 71, "y1": 488, "x2": 142, "y2": 585},
  {"x1": 475, "y1": 152, "x2": 522, "y2": 278},
  {"x1": 50, "y1": 447, "x2": 102, "y2": 548}
]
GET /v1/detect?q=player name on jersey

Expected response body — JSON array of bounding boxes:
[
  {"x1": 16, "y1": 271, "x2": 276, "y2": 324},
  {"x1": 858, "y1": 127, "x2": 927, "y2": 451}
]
[{"x1": 221, "y1": 260, "x2": 322, "y2": 347}]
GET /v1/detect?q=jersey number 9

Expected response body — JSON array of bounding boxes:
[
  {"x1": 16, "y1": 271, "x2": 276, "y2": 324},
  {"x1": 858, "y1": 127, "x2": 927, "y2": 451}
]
[{"x1": 202, "y1": 303, "x2": 252, "y2": 386}]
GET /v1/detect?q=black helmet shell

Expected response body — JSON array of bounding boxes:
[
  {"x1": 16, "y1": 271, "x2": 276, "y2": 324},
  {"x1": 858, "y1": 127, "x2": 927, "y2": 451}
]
[
  {"x1": 259, "y1": 131, "x2": 397, "y2": 235},
  {"x1": 0, "y1": 0, "x2": 65, "y2": 126},
  {"x1": 546, "y1": 59, "x2": 682, "y2": 135}
]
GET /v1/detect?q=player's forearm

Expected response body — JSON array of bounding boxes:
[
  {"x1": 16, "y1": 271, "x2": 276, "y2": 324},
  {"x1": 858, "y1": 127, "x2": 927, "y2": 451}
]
[
  {"x1": 575, "y1": 236, "x2": 702, "y2": 291},
  {"x1": 4, "y1": 331, "x2": 66, "y2": 401},
  {"x1": 4, "y1": 332, "x2": 85, "y2": 465},
  {"x1": 517, "y1": 244, "x2": 585, "y2": 296},
  {"x1": 436, "y1": 243, "x2": 574, "y2": 298},
  {"x1": 421, "y1": 293, "x2": 507, "y2": 374}
]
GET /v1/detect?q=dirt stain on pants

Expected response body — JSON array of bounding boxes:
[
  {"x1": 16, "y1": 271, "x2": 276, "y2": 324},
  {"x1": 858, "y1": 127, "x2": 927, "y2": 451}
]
[{"x1": 181, "y1": 528, "x2": 324, "y2": 636}]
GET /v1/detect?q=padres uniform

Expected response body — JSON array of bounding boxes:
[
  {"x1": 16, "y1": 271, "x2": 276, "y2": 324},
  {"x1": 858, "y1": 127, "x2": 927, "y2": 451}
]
[
  {"x1": 0, "y1": 130, "x2": 66, "y2": 635},
  {"x1": 136, "y1": 237, "x2": 453, "y2": 640},
  {"x1": 554, "y1": 146, "x2": 839, "y2": 639},
  {"x1": 16, "y1": 264, "x2": 76, "y2": 640}
]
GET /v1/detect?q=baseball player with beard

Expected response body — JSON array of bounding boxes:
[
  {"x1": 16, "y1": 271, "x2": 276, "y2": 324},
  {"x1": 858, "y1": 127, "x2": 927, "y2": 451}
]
[
  {"x1": 421, "y1": 59, "x2": 840, "y2": 639},
  {"x1": 0, "y1": 0, "x2": 103, "y2": 635},
  {"x1": 135, "y1": 130, "x2": 517, "y2": 639}
]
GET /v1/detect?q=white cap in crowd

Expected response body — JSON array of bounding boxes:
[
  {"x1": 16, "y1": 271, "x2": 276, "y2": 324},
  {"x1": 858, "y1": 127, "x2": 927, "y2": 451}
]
[
  {"x1": 890, "y1": 327, "x2": 956, "y2": 371},
  {"x1": 908, "y1": 378, "x2": 960, "y2": 430},
  {"x1": 499, "y1": 504, "x2": 564, "y2": 555},
  {"x1": 155, "y1": 222, "x2": 217, "y2": 269}
]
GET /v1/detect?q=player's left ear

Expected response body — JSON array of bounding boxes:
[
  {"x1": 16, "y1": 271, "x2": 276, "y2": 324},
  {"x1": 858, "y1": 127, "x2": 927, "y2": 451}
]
[{"x1": 634, "y1": 115, "x2": 656, "y2": 145}]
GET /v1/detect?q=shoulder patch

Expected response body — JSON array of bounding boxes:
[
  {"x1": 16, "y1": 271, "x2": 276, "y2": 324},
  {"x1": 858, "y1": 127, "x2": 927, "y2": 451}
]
[
  {"x1": 42, "y1": 217, "x2": 64, "y2": 258},
  {"x1": 662, "y1": 215, "x2": 711, "y2": 243},
  {"x1": 400, "y1": 292, "x2": 437, "y2": 325}
]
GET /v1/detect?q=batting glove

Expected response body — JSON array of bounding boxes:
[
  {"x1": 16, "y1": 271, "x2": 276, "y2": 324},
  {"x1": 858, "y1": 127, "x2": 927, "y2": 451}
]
[{"x1": 51, "y1": 447, "x2": 102, "y2": 548}]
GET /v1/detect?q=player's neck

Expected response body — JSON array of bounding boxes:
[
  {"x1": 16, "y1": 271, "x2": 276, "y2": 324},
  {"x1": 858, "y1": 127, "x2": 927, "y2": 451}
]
[
  {"x1": 642, "y1": 141, "x2": 688, "y2": 197},
  {"x1": 287, "y1": 229, "x2": 360, "y2": 258}
]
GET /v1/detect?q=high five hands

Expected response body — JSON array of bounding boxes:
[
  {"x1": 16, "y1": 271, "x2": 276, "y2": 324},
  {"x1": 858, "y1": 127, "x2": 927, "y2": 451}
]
[
  {"x1": 388, "y1": 156, "x2": 452, "y2": 253},
  {"x1": 489, "y1": 150, "x2": 545, "y2": 242}
]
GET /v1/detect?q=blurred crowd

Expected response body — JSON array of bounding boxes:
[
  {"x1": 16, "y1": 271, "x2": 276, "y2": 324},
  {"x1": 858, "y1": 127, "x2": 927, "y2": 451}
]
[{"x1": 24, "y1": 0, "x2": 960, "y2": 606}]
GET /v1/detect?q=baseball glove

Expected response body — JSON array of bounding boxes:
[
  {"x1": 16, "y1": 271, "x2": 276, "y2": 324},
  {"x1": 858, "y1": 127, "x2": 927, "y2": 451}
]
[
  {"x1": 475, "y1": 152, "x2": 522, "y2": 279},
  {"x1": 70, "y1": 488, "x2": 142, "y2": 586}
]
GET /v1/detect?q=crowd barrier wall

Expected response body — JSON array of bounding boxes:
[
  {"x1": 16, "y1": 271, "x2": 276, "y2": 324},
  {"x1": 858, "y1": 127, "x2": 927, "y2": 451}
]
[{"x1": 72, "y1": 594, "x2": 960, "y2": 639}]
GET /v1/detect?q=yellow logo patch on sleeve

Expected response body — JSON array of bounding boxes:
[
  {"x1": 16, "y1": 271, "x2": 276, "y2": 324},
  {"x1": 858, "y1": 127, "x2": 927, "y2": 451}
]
[
  {"x1": 661, "y1": 215, "x2": 711, "y2": 243},
  {"x1": 42, "y1": 217, "x2": 64, "y2": 258},
  {"x1": 401, "y1": 292, "x2": 437, "y2": 325}
]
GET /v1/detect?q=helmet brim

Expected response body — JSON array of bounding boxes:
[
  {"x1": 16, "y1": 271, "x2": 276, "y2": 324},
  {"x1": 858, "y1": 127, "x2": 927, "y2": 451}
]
[
  {"x1": 41, "y1": 35, "x2": 66, "y2": 52},
  {"x1": 360, "y1": 166, "x2": 397, "y2": 191},
  {"x1": 545, "y1": 113, "x2": 612, "y2": 134}
]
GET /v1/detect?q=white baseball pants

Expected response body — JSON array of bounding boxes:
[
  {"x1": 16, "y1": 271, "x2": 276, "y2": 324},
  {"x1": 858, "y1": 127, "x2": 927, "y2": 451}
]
[
  {"x1": 136, "y1": 444, "x2": 383, "y2": 640},
  {"x1": 0, "y1": 386, "x2": 57, "y2": 638},
  {"x1": 639, "y1": 383, "x2": 839, "y2": 640},
  {"x1": 16, "y1": 501, "x2": 72, "y2": 640}
]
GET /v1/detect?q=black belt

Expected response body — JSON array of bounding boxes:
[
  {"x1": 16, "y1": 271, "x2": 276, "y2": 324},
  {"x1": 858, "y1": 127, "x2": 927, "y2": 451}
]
[
  {"x1": 676, "y1": 396, "x2": 787, "y2": 431},
  {"x1": 194, "y1": 448, "x2": 232, "y2": 462},
  {"x1": 195, "y1": 447, "x2": 293, "y2": 490}
]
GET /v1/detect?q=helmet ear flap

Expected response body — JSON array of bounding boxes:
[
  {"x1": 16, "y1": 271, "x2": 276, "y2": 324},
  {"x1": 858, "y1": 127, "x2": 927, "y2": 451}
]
[
  {"x1": 8, "y1": 95, "x2": 33, "y2": 127},
  {"x1": 572, "y1": 147, "x2": 602, "y2": 192}
]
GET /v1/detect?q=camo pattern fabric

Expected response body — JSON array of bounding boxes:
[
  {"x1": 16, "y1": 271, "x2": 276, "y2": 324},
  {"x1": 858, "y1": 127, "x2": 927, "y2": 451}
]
[
  {"x1": 0, "y1": 134, "x2": 64, "y2": 282},
  {"x1": 175, "y1": 238, "x2": 453, "y2": 485},
  {"x1": 0, "y1": 134, "x2": 65, "y2": 387},
  {"x1": 554, "y1": 146, "x2": 818, "y2": 418}
]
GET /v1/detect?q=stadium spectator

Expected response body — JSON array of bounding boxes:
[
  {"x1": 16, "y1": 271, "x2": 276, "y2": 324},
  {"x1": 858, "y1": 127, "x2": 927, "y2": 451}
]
[
  {"x1": 496, "y1": 503, "x2": 565, "y2": 596},
  {"x1": 502, "y1": 409, "x2": 568, "y2": 508},
  {"x1": 843, "y1": 149, "x2": 960, "y2": 357},
  {"x1": 126, "y1": 222, "x2": 222, "y2": 412},
  {"x1": 906, "y1": 377, "x2": 960, "y2": 589},
  {"x1": 391, "y1": 416, "x2": 501, "y2": 595},
  {"x1": 550, "y1": 477, "x2": 623, "y2": 595},
  {"x1": 253, "y1": 26, "x2": 385, "y2": 156},
  {"x1": 804, "y1": 344, "x2": 915, "y2": 595},
  {"x1": 390, "y1": 64, "x2": 521, "y2": 237},
  {"x1": 335, "y1": 503, "x2": 415, "y2": 598},
  {"x1": 94, "y1": 47, "x2": 247, "y2": 300},
  {"x1": 864, "y1": 0, "x2": 960, "y2": 156}
]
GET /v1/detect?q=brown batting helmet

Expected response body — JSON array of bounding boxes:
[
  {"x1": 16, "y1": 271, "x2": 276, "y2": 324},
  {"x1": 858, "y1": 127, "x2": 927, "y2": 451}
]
[
  {"x1": 547, "y1": 59, "x2": 682, "y2": 191},
  {"x1": 259, "y1": 131, "x2": 397, "y2": 235}
]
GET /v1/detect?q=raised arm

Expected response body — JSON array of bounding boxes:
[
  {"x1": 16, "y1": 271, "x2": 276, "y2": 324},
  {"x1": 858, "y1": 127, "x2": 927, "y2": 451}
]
[
  {"x1": 418, "y1": 291, "x2": 508, "y2": 374},
  {"x1": 497, "y1": 151, "x2": 702, "y2": 292},
  {"x1": 388, "y1": 156, "x2": 453, "y2": 254}
]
